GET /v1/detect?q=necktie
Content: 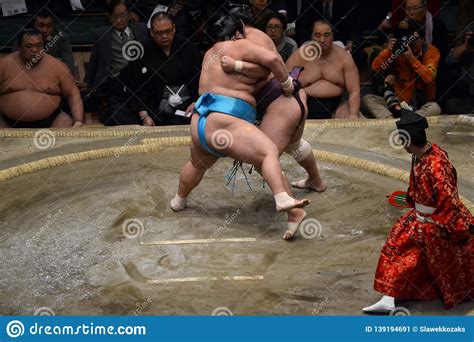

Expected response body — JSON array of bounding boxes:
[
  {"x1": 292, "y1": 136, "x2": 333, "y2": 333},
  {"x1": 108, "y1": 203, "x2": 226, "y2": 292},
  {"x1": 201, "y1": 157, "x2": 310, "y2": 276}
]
[
  {"x1": 323, "y1": 3, "x2": 331, "y2": 22},
  {"x1": 120, "y1": 31, "x2": 128, "y2": 45}
]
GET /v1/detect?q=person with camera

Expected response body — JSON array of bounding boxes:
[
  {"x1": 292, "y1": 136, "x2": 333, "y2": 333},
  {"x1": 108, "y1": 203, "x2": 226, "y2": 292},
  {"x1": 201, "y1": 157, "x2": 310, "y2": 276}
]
[
  {"x1": 444, "y1": 29, "x2": 474, "y2": 114},
  {"x1": 363, "y1": 23, "x2": 441, "y2": 118}
]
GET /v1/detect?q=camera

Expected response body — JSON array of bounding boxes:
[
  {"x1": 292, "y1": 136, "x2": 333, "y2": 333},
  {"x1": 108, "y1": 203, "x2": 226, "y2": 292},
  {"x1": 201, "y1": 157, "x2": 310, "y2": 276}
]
[
  {"x1": 392, "y1": 20, "x2": 423, "y2": 54},
  {"x1": 392, "y1": 21, "x2": 411, "y2": 53},
  {"x1": 384, "y1": 83, "x2": 402, "y2": 117}
]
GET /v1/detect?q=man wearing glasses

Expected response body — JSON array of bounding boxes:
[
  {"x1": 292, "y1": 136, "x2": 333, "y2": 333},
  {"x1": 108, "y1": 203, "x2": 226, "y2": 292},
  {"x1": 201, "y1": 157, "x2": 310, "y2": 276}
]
[
  {"x1": 121, "y1": 12, "x2": 202, "y2": 126},
  {"x1": 83, "y1": 0, "x2": 149, "y2": 125},
  {"x1": 401, "y1": 0, "x2": 448, "y2": 61}
]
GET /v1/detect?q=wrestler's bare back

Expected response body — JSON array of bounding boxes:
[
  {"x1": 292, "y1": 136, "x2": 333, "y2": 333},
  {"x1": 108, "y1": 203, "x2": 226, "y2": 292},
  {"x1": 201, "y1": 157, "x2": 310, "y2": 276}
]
[
  {"x1": 0, "y1": 52, "x2": 67, "y2": 121},
  {"x1": 199, "y1": 27, "x2": 280, "y2": 102}
]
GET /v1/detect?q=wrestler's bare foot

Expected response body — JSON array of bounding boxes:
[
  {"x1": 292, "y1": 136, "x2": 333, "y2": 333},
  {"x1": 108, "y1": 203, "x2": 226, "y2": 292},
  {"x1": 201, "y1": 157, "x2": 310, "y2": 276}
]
[
  {"x1": 291, "y1": 178, "x2": 327, "y2": 192},
  {"x1": 170, "y1": 194, "x2": 187, "y2": 212},
  {"x1": 283, "y1": 209, "x2": 307, "y2": 240},
  {"x1": 274, "y1": 192, "x2": 310, "y2": 212}
]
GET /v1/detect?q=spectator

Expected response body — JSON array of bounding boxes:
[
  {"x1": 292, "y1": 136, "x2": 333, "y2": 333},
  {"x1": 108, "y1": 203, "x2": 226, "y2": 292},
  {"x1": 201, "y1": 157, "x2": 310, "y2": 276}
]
[
  {"x1": 0, "y1": 29, "x2": 83, "y2": 128},
  {"x1": 286, "y1": 20, "x2": 360, "y2": 119},
  {"x1": 83, "y1": 0, "x2": 149, "y2": 125},
  {"x1": 123, "y1": 11, "x2": 201, "y2": 126},
  {"x1": 402, "y1": 0, "x2": 448, "y2": 61},
  {"x1": 248, "y1": 0, "x2": 274, "y2": 32},
  {"x1": 444, "y1": 30, "x2": 474, "y2": 114},
  {"x1": 30, "y1": 10, "x2": 75, "y2": 73},
  {"x1": 363, "y1": 24, "x2": 441, "y2": 118},
  {"x1": 264, "y1": 12, "x2": 297, "y2": 62},
  {"x1": 271, "y1": 0, "x2": 318, "y2": 46}
]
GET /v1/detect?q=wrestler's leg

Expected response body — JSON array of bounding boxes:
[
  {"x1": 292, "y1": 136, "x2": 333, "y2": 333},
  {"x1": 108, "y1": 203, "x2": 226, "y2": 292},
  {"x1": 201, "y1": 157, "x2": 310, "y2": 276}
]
[
  {"x1": 209, "y1": 116, "x2": 310, "y2": 212},
  {"x1": 51, "y1": 112, "x2": 74, "y2": 128},
  {"x1": 277, "y1": 91, "x2": 326, "y2": 192},
  {"x1": 171, "y1": 114, "x2": 217, "y2": 211},
  {"x1": 259, "y1": 94, "x2": 303, "y2": 154},
  {"x1": 171, "y1": 114, "x2": 218, "y2": 211},
  {"x1": 171, "y1": 142, "x2": 218, "y2": 211},
  {"x1": 258, "y1": 92, "x2": 308, "y2": 237}
]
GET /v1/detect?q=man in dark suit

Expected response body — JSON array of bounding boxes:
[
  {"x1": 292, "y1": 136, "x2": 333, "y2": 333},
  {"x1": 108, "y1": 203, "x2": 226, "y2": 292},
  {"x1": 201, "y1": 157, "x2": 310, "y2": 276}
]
[{"x1": 83, "y1": 0, "x2": 149, "y2": 125}]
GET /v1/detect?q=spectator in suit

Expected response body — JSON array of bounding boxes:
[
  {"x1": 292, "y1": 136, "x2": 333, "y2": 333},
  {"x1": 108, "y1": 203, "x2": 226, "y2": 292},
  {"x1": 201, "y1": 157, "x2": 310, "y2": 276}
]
[
  {"x1": 83, "y1": 0, "x2": 149, "y2": 125},
  {"x1": 122, "y1": 11, "x2": 201, "y2": 126}
]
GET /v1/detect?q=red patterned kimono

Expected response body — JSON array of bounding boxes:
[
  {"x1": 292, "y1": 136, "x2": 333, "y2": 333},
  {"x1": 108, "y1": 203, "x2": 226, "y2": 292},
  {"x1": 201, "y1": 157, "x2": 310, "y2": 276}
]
[{"x1": 374, "y1": 144, "x2": 474, "y2": 309}]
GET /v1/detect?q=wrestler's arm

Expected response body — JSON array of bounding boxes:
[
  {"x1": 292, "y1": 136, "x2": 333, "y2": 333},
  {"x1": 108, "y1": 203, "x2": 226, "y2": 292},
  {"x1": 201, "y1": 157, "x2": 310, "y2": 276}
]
[
  {"x1": 56, "y1": 59, "x2": 84, "y2": 126},
  {"x1": 343, "y1": 55, "x2": 360, "y2": 118},
  {"x1": 221, "y1": 56, "x2": 270, "y2": 79},
  {"x1": 237, "y1": 41, "x2": 288, "y2": 83}
]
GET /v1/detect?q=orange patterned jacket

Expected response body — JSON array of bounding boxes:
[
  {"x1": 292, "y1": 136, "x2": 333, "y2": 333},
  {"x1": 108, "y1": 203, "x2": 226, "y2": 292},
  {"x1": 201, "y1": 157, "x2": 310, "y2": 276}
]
[{"x1": 372, "y1": 44, "x2": 440, "y2": 103}]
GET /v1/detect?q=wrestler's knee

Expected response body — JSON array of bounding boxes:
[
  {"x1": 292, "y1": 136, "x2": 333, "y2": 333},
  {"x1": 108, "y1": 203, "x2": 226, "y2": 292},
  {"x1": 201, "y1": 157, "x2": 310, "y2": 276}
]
[
  {"x1": 285, "y1": 138, "x2": 312, "y2": 162},
  {"x1": 191, "y1": 157, "x2": 213, "y2": 171},
  {"x1": 265, "y1": 143, "x2": 280, "y2": 159}
]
